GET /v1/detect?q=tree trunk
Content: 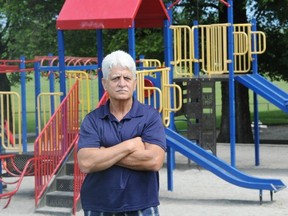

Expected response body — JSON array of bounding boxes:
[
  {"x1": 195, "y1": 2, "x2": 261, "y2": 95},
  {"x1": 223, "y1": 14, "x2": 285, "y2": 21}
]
[
  {"x1": 235, "y1": 82, "x2": 253, "y2": 143},
  {"x1": 217, "y1": 81, "x2": 253, "y2": 143},
  {"x1": 217, "y1": 81, "x2": 230, "y2": 142}
]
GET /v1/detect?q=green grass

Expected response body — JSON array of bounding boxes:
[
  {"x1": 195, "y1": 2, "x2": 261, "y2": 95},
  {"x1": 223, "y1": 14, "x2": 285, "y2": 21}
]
[
  {"x1": 11, "y1": 75, "x2": 99, "y2": 133},
  {"x1": 10, "y1": 75, "x2": 288, "y2": 133},
  {"x1": 257, "y1": 110, "x2": 288, "y2": 125},
  {"x1": 215, "y1": 80, "x2": 288, "y2": 127}
]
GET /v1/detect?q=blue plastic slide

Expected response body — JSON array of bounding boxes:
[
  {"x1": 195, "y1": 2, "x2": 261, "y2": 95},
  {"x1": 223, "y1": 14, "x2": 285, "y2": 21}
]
[{"x1": 165, "y1": 128, "x2": 286, "y2": 202}]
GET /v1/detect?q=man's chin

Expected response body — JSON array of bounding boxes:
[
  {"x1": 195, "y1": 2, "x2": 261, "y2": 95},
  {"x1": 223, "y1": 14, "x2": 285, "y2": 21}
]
[{"x1": 114, "y1": 95, "x2": 131, "y2": 100}]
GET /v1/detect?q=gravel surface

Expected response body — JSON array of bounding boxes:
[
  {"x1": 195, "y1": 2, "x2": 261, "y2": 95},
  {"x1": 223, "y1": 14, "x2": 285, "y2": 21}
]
[{"x1": 1, "y1": 126, "x2": 288, "y2": 216}]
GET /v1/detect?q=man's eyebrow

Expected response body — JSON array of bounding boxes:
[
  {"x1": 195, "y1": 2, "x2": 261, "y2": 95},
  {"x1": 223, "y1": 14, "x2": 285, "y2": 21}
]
[{"x1": 110, "y1": 74, "x2": 133, "y2": 78}]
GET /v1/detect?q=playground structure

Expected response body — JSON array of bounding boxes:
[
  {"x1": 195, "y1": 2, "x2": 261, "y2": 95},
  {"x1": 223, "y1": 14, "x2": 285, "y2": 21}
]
[{"x1": 0, "y1": 0, "x2": 287, "y2": 215}]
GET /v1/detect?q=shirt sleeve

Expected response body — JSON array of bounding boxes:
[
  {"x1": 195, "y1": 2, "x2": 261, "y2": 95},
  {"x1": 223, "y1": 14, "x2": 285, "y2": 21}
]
[
  {"x1": 77, "y1": 113, "x2": 101, "y2": 151},
  {"x1": 141, "y1": 108, "x2": 167, "y2": 151}
]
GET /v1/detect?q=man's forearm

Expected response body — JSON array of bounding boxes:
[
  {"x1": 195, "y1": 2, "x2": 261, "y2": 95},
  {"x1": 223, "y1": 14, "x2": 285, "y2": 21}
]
[{"x1": 117, "y1": 144, "x2": 165, "y2": 171}]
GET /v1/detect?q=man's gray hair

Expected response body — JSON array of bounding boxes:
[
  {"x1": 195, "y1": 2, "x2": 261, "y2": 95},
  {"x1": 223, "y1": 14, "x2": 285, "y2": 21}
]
[{"x1": 101, "y1": 50, "x2": 136, "y2": 79}]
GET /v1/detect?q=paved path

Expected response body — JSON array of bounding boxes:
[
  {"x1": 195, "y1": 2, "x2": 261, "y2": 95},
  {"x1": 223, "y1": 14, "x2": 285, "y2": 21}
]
[{"x1": 1, "y1": 143, "x2": 288, "y2": 216}]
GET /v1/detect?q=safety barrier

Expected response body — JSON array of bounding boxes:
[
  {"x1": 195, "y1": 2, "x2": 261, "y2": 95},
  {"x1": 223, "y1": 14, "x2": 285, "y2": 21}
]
[
  {"x1": 171, "y1": 23, "x2": 266, "y2": 76},
  {"x1": 194, "y1": 23, "x2": 230, "y2": 74},
  {"x1": 0, "y1": 92, "x2": 22, "y2": 153},
  {"x1": 138, "y1": 58, "x2": 162, "y2": 68},
  {"x1": 37, "y1": 92, "x2": 63, "y2": 134},
  {"x1": 36, "y1": 70, "x2": 93, "y2": 135},
  {"x1": 170, "y1": 25, "x2": 194, "y2": 77},
  {"x1": 136, "y1": 67, "x2": 182, "y2": 127},
  {"x1": 66, "y1": 71, "x2": 92, "y2": 119},
  {"x1": 34, "y1": 81, "x2": 80, "y2": 206}
]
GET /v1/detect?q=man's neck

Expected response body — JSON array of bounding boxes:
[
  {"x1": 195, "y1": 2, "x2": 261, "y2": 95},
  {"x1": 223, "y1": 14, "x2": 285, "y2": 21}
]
[{"x1": 109, "y1": 99, "x2": 133, "y2": 121}]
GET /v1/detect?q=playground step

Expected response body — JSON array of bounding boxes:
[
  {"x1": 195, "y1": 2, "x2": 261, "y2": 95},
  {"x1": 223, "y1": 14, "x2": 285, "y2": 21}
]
[
  {"x1": 56, "y1": 175, "x2": 74, "y2": 192},
  {"x1": 46, "y1": 191, "x2": 74, "y2": 208},
  {"x1": 36, "y1": 206, "x2": 73, "y2": 216},
  {"x1": 65, "y1": 161, "x2": 75, "y2": 176}
]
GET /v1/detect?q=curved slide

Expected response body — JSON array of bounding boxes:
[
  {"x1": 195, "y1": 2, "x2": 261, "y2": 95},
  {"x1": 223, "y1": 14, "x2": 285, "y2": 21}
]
[{"x1": 165, "y1": 128, "x2": 286, "y2": 201}]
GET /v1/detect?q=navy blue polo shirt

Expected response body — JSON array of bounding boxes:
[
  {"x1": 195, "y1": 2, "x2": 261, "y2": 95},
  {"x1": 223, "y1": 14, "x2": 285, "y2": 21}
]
[{"x1": 78, "y1": 99, "x2": 166, "y2": 213}]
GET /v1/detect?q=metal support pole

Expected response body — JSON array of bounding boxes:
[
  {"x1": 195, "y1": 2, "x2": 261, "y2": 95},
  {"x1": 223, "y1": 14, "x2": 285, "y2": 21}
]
[
  {"x1": 20, "y1": 56, "x2": 27, "y2": 152},
  {"x1": 251, "y1": 19, "x2": 260, "y2": 166},
  {"x1": 97, "y1": 29, "x2": 104, "y2": 100},
  {"x1": 165, "y1": 5, "x2": 175, "y2": 190},
  {"x1": 34, "y1": 61, "x2": 41, "y2": 137},
  {"x1": 227, "y1": 0, "x2": 236, "y2": 167},
  {"x1": 193, "y1": 20, "x2": 200, "y2": 77},
  {"x1": 128, "y1": 22, "x2": 136, "y2": 60},
  {"x1": 57, "y1": 30, "x2": 66, "y2": 101}
]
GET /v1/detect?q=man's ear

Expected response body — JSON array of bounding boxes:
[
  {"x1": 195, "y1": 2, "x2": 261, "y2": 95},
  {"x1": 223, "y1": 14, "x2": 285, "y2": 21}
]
[
  {"x1": 102, "y1": 78, "x2": 107, "y2": 90},
  {"x1": 133, "y1": 79, "x2": 137, "y2": 91}
]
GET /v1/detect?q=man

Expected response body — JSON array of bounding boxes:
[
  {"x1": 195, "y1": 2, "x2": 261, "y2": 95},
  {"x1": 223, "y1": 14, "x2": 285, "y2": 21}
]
[{"x1": 77, "y1": 50, "x2": 166, "y2": 216}]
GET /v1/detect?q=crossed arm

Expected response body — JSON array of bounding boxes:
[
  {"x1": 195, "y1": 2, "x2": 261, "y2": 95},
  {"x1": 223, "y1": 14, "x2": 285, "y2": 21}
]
[{"x1": 77, "y1": 137, "x2": 165, "y2": 174}]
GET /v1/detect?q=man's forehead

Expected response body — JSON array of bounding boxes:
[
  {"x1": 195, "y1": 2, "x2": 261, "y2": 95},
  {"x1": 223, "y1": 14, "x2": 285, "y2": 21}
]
[{"x1": 110, "y1": 69, "x2": 133, "y2": 77}]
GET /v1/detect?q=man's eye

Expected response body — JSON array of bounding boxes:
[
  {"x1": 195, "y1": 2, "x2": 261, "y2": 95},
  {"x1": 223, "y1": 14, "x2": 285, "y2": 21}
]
[
  {"x1": 124, "y1": 77, "x2": 131, "y2": 80},
  {"x1": 112, "y1": 77, "x2": 120, "y2": 81}
]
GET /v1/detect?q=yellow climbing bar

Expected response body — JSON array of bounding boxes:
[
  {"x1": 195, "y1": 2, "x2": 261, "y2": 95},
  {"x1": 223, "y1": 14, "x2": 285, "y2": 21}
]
[
  {"x1": 0, "y1": 91, "x2": 22, "y2": 153},
  {"x1": 136, "y1": 67, "x2": 182, "y2": 127}
]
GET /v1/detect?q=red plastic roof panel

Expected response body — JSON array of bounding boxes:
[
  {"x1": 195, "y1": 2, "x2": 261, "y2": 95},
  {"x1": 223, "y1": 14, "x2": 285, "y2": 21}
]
[
  {"x1": 135, "y1": 0, "x2": 169, "y2": 28},
  {"x1": 56, "y1": 0, "x2": 169, "y2": 30}
]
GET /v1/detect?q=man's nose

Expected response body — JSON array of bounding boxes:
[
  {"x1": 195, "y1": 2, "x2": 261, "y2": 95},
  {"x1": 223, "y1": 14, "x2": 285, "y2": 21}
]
[{"x1": 118, "y1": 76, "x2": 126, "y2": 86}]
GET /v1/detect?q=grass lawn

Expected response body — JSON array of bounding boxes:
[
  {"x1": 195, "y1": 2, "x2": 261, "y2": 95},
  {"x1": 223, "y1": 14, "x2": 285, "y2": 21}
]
[
  {"x1": 215, "y1": 80, "x2": 288, "y2": 126},
  {"x1": 11, "y1": 75, "x2": 99, "y2": 133},
  {"x1": 10, "y1": 74, "x2": 288, "y2": 133}
]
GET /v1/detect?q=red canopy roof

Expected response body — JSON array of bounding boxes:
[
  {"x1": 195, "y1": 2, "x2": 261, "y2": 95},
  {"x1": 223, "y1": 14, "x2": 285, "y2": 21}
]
[{"x1": 56, "y1": 0, "x2": 169, "y2": 30}]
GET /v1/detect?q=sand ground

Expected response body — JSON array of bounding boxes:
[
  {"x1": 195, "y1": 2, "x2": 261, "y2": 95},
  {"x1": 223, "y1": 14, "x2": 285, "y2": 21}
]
[{"x1": 1, "y1": 125, "x2": 288, "y2": 216}]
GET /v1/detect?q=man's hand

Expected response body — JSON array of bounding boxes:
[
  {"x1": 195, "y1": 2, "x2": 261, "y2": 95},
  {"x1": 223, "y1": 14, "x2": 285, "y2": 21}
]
[{"x1": 116, "y1": 142, "x2": 165, "y2": 171}]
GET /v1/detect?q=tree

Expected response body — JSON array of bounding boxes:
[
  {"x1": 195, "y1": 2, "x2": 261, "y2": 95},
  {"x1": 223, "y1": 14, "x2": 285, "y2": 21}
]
[
  {"x1": 249, "y1": 0, "x2": 288, "y2": 81},
  {"x1": 1, "y1": 0, "x2": 287, "y2": 141}
]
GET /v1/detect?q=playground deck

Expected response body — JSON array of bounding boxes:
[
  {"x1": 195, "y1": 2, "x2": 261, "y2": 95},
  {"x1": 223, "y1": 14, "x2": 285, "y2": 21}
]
[{"x1": 1, "y1": 140, "x2": 287, "y2": 216}]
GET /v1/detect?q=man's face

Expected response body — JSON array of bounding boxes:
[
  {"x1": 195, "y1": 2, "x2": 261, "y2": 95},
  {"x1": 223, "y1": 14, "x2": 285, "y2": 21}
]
[{"x1": 102, "y1": 66, "x2": 136, "y2": 101}]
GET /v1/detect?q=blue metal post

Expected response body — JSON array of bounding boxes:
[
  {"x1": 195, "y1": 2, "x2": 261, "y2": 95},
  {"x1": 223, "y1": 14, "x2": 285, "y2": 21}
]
[
  {"x1": 164, "y1": 7, "x2": 175, "y2": 131},
  {"x1": 57, "y1": 30, "x2": 66, "y2": 100},
  {"x1": 193, "y1": 20, "x2": 200, "y2": 77},
  {"x1": 164, "y1": 6, "x2": 174, "y2": 189},
  {"x1": 57, "y1": 30, "x2": 68, "y2": 154},
  {"x1": 251, "y1": 19, "x2": 260, "y2": 166},
  {"x1": 48, "y1": 53, "x2": 56, "y2": 115},
  {"x1": 128, "y1": 23, "x2": 136, "y2": 59},
  {"x1": 97, "y1": 29, "x2": 104, "y2": 100},
  {"x1": 20, "y1": 56, "x2": 27, "y2": 152},
  {"x1": 34, "y1": 61, "x2": 41, "y2": 137},
  {"x1": 227, "y1": 0, "x2": 236, "y2": 167},
  {"x1": 167, "y1": 144, "x2": 174, "y2": 191},
  {"x1": 165, "y1": 3, "x2": 175, "y2": 191},
  {"x1": 128, "y1": 23, "x2": 136, "y2": 102}
]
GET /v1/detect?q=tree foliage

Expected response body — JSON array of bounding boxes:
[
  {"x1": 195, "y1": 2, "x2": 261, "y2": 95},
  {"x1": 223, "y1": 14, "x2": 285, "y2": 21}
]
[
  {"x1": 0, "y1": 0, "x2": 287, "y2": 76},
  {"x1": 0, "y1": 0, "x2": 287, "y2": 141},
  {"x1": 247, "y1": 0, "x2": 288, "y2": 81},
  {"x1": 0, "y1": 0, "x2": 63, "y2": 59}
]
